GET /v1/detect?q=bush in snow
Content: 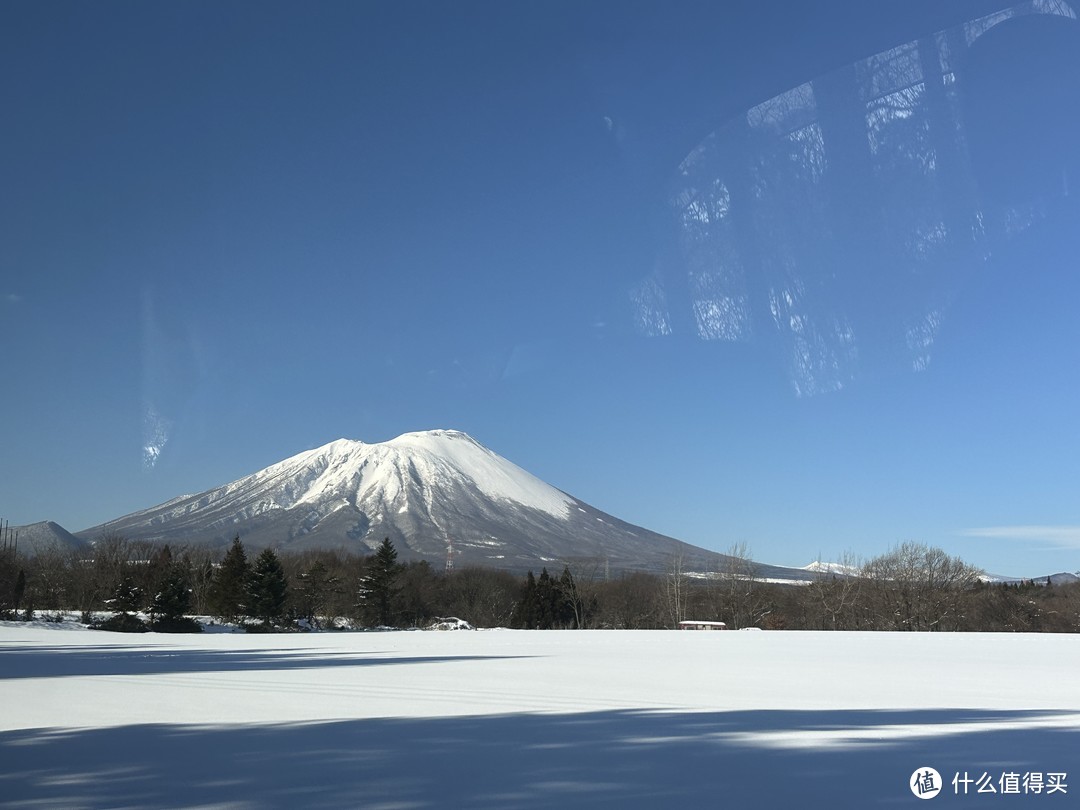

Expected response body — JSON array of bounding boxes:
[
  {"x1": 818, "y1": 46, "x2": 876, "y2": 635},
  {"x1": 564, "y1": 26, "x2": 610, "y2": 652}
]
[{"x1": 92, "y1": 576, "x2": 147, "y2": 633}]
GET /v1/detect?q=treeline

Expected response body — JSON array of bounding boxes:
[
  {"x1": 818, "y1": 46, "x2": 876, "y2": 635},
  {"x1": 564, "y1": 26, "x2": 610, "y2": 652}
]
[
  {"x1": 0, "y1": 534, "x2": 526, "y2": 631},
  {"x1": 1, "y1": 535, "x2": 1078, "y2": 632}
]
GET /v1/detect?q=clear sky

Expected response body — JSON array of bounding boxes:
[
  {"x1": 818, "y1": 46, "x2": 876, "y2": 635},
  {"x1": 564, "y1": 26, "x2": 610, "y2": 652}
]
[{"x1": 3, "y1": 0, "x2": 1079, "y2": 578}]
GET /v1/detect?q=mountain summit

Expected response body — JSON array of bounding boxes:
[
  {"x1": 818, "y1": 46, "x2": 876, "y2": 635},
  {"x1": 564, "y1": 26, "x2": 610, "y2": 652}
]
[{"x1": 77, "y1": 430, "x2": 805, "y2": 577}]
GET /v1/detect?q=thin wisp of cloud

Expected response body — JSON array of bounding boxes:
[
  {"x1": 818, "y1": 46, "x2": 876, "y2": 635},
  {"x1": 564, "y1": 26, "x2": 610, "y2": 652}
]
[{"x1": 960, "y1": 525, "x2": 1080, "y2": 550}]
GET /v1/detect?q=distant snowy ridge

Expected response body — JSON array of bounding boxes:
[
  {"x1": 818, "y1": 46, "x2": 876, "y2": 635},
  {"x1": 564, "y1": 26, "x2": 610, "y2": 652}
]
[
  {"x1": 979, "y1": 571, "x2": 1080, "y2": 585},
  {"x1": 372, "y1": 430, "x2": 573, "y2": 518},
  {"x1": 802, "y1": 561, "x2": 860, "y2": 577}
]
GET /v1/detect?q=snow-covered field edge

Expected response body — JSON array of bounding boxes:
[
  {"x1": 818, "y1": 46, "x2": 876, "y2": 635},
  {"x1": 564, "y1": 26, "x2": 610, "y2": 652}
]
[{"x1": 1, "y1": 623, "x2": 1078, "y2": 808}]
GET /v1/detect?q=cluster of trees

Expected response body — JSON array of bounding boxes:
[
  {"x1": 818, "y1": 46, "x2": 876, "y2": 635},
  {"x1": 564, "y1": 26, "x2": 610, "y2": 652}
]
[
  {"x1": 204, "y1": 539, "x2": 290, "y2": 629},
  {"x1": 0, "y1": 533, "x2": 521, "y2": 631},
  {"x1": 93, "y1": 555, "x2": 201, "y2": 633},
  {"x1": 2, "y1": 534, "x2": 1078, "y2": 633},
  {"x1": 696, "y1": 543, "x2": 1080, "y2": 633},
  {"x1": 513, "y1": 568, "x2": 589, "y2": 629}
]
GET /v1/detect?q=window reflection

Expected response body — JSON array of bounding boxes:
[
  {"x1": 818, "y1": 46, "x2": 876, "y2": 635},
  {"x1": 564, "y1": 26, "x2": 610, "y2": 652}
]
[{"x1": 635, "y1": 0, "x2": 1079, "y2": 394}]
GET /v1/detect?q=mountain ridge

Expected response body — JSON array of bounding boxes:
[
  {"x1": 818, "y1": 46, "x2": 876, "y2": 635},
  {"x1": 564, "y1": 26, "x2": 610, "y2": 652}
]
[
  {"x1": 12, "y1": 432, "x2": 1056, "y2": 582},
  {"x1": 66, "y1": 430, "x2": 808, "y2": 578}
]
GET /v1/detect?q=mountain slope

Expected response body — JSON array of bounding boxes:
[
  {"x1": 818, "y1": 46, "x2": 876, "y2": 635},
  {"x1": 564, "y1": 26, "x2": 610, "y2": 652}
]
[
  {"x1": 76, "y1": 430, "x2": 810, "y2": 578},
  {"x1": 5, "y1": 521, "x2": 90, "y2": 557}
]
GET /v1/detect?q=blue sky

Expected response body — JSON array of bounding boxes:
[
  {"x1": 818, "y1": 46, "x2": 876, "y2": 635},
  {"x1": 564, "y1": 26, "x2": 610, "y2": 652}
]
[{"x1": 3, "y1": 0, "x2": 1079, "y2": 577}]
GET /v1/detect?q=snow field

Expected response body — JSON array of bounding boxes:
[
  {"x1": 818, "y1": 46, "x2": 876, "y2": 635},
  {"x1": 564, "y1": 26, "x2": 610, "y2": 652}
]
[{"x1": 2, "y1": 625, "x2": 1078, "y2": 808}]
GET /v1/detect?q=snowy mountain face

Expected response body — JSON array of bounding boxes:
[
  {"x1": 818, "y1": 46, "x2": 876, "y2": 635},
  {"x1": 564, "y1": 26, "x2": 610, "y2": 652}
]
[
  {"x1": 801, "y1": 561, "x2": 860, "y2": 577},
  {"x1": 76, "y1": 430, "x2": 811, "y2": 577},
  {"x1": 134, "y1": 430, "x2": 574, "y2": 546}
]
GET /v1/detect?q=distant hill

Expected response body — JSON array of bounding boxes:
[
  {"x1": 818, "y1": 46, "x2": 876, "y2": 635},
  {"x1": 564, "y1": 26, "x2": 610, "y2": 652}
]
[
  {"x1": 980, "y1": 571, "x2": 1078, "y2": 586},
  {"x1": 5, "y1": 521, "x2": 90, "y2": 557},
  {"x1": 1045, "y1": 572, "x2": 1078, "y2": 586}
]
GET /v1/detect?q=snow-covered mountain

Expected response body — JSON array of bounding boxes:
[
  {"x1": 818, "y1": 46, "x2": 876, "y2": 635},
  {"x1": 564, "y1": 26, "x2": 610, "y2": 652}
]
[
  {"x1": 76, "y1": 429, "x2": 809, "y2": 578},
  {"x1": 801, "y1": 561, "x2": 860, "y2": 577}
]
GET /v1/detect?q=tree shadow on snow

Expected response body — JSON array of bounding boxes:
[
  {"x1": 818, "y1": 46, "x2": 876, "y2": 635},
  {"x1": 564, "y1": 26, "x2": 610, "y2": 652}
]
[
  {"x1": 0, "y1": 645, "x2": 530, "y2": 679},
  {"x1": 1, "y1": 708, "x2": 1076, "y2": 809}
]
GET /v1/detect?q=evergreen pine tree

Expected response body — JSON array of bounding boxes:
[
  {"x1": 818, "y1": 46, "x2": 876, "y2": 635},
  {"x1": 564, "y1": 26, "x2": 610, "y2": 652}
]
[
  {"x1": 535, "y1": 568, "x2": 556, "y2": 629},
  {"x1": 208, "y1": 536, "x2": 251, "y2": 622},
  {"x1": 248, "y1": 548, "x2": 289, "y2": 628},
  {"x1": 108, "y1": 575, "x2": 144, "y2": 614},
  {"x1": 360, "y1": 538, "x2": 402, "y2": 627},
  {"x1": 96, "y1": 575, "x2": 147, "y2": 632},
  {"x1": 150, "y1": 562, "x2": 200, "y2": 632}
]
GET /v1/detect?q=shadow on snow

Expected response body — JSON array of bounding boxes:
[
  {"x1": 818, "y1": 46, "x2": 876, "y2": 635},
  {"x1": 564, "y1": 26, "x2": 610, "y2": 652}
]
[
  {"x1": 0, "y1": 645, "x2": 531, "y2": 679},
  {"x1": 1, "y1": 708, "x2": 1076, "y2": 809}
]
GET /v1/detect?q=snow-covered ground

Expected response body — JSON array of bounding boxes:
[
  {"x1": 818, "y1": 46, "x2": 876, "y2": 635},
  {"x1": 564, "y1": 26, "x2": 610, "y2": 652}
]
[{"x1": 2, "y1": 623, "x2": 1078, "y2": 808}]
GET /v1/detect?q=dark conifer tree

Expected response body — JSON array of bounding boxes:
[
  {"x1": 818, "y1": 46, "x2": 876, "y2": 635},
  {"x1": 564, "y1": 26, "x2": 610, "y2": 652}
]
[
  {"x1": 248, "y1": 548, "x2": 289, "y2": 628},
  {"x1": 208, "y1": 536, "x2": 251, "y2": 621},
  {"x1": 108, "y1": 575, "x2": 143, "y2": 614},
  {"x1": 96, "y1": 575, "x2": 148, "y2": 632},
  {"x1": 535, "y1": 568, "x2": 556, "y2": 629},
  {"x1": 150, "y1": 563, "x2": 201, "y2": 632},
  {"x1": 359, "y1": 538, "x2": 402, "y2": 627}
]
